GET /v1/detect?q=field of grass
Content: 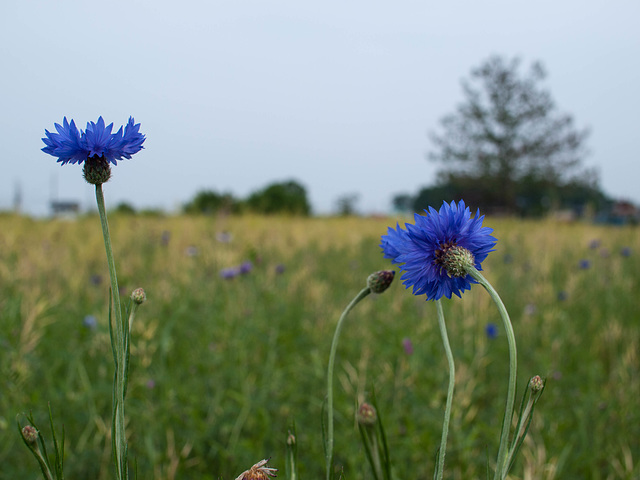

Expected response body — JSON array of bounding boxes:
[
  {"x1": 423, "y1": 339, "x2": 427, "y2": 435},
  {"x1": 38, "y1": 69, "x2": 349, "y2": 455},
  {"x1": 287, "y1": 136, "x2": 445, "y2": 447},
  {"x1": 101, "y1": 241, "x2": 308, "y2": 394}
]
[{"x1": 0, "y1": 212, "x2": 638, "y2": 479}]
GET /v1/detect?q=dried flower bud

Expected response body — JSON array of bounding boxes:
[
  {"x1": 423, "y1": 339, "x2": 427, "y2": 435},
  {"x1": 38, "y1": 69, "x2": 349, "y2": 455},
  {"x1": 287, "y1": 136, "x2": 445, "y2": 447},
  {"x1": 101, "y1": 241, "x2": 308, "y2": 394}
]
[
  {"x1": 21, "y1": 425, "x2": 38, "y2": 445},
  {"x1": 131, "y1": 288, "x2": 146, "y2": 305},
  {"x1": 357, "y1": 402, "x2": 377, "y2": 426},
  {"x1": 83, "y1": 155, "x2": 112, "y2": 185},
  {"x1": 529, "y1": 375, "x2": 544, "y2": 393},
  {"x1": 286, "y1": 432, "x2": 296, "y2": 446},
  {"x1": 234, "y1": 459, "x2": 278, "y2": 480},
  {"x1": 367, "y1": 270, "x2": 395, "y2": 294}
]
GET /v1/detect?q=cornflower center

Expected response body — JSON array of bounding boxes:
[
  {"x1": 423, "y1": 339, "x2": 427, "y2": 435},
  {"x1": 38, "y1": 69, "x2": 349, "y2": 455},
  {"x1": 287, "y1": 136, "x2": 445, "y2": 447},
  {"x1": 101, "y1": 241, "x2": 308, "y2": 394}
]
[{"x1": 433, "y1": 240, "x2": 475, "y2": 277}]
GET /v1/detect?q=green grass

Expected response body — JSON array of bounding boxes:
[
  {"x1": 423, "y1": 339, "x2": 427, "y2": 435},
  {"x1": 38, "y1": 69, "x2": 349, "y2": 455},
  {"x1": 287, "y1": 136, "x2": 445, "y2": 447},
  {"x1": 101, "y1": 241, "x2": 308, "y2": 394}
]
[{"x1": 1, "y1": 213, "x2": 638, "y2": 479}]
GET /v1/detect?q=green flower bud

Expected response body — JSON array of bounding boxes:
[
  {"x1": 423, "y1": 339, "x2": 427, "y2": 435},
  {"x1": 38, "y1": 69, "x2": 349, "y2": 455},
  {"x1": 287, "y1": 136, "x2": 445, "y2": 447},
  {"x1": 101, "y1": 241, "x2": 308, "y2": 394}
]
[
  {"x1": 21, "y1": 425, "x2": 38, "y2": 445},
  {"x1": 367, "y1": 270, "x2": 395, "y2": 294},
  {"x1": 529, "y1": 375, "x2": 544, "y2": 393},
  {"x1": 357, "y1": 402, "x2": 377, "y2": 426},
  {"x1": 83, "y1": 155, "x2": 112, "y2": 185},
  {"x1": 131, "y1": 288, "x2": 146, "y2": 305}
]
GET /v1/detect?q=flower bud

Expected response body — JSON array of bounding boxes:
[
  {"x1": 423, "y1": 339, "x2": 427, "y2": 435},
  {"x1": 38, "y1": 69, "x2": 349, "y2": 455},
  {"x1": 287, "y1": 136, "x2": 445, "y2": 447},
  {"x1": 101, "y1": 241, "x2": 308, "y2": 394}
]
[
  {"x1": 21, "y1": 425, "x2": 38, "y2": 445},
  {"x1": 83, "y1": 155, "x2": 112, "y2": 185},
  {"x1": 529, "y1": 375, "x2": 544, "y2": 393},
  {"x1": 131, "y1": 288, "x2": 146, "y2": 305},
  {"x1": 357, "y1": 402, "x2": 377, "y2": 426},
  {"x1": 367, "y1": 270, "x2": 395, "y2": 294}
]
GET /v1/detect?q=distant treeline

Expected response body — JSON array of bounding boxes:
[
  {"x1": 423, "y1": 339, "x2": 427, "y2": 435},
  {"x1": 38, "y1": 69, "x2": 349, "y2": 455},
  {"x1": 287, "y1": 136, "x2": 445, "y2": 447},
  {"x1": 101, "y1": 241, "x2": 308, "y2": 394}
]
[
  {"x1": 179, "y1": 180, "x2": 310, "y2": 216},
  {"x1": 393, "y1": 175, "x2": 613, "y2": 217}
]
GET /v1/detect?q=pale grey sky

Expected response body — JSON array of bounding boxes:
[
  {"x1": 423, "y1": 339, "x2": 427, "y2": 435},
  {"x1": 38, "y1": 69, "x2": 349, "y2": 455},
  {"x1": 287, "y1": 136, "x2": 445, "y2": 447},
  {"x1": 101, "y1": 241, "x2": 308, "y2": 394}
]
[{"x1": 1, "y1": 1, "x2": 638, "y2": 215}]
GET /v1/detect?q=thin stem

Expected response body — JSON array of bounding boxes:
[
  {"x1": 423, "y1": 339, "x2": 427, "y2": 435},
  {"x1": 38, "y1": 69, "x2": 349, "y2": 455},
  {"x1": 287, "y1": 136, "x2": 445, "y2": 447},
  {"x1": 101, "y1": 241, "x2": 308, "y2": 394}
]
[
  {"x1": 95, "y1": 184, "x2": 127, "y2": 480},
  {"x1": 325, "y1": 287, "x2": 371, "y2": 480},
  {"x1": 467, "y1": 266, "x2": 517, "y2": 480},
  {"x1": 434, "y1": 299, "x2": 455, "y2": 480}
]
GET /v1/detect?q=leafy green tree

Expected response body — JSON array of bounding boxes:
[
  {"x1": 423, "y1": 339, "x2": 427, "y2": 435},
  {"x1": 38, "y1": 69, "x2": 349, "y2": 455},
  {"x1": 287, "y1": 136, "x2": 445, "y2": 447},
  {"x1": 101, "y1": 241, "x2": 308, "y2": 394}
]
[
  {"x1": 246, "y1": 180, "x2": 311, "y2": 215},
  {"x1": 183, "y1": 190, "x2": 240, "y2": 215},
  {"x1": 429, "y1": 55, "x2": 592, "y2": 212}
]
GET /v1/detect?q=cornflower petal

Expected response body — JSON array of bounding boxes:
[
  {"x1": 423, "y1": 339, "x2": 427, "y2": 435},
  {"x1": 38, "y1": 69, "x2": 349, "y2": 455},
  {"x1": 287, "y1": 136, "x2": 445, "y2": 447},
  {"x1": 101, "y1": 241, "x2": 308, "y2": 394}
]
[
  {"x1": 380, "y1": 200, "x2": 496, "y2": 301},
  {"x1": 43, "y1": 116, "x2": 145, "y2": 166}
]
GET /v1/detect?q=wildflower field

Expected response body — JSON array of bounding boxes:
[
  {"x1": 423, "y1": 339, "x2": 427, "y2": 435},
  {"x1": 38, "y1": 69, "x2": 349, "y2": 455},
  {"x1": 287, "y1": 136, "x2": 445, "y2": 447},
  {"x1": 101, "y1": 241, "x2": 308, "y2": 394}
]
[{"x1": 1, "y1": 213, "x2": 638, "y2": 479}]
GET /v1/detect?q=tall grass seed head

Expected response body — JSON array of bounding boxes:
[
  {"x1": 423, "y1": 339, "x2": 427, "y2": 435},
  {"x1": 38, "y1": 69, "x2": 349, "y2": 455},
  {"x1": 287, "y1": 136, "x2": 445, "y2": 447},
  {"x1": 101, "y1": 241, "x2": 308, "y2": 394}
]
[
  {"x1": 234, "y1": 459, "x2": 277, "y2": 480},
  {"x1": 380, "y1": 200, "x2": 496, "y2": 301},
  {"x1": 367, "y1": 270, "x2": 395, "y2": 293},
  {"x1": 21, "y1": 425, "x2": 38, "y2": 445}
]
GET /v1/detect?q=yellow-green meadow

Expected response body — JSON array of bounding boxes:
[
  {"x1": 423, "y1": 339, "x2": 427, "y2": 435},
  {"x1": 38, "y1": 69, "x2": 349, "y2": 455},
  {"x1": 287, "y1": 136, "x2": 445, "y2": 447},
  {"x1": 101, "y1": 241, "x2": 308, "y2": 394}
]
[{"x1": 2, "y1": 213, "x2": 638, "y2": 479}]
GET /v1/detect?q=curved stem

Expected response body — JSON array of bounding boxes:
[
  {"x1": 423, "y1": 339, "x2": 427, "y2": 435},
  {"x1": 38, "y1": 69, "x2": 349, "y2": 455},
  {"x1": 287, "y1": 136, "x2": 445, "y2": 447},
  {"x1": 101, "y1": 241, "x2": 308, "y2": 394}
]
[
  {"x1": 467, "y1": 266, "x2": 517, "y2": 480},
  {"x1": 95, "y1": 184, "x2": 127, "y2": 480},
  {"x1": 325, "y1": 287, "x2": 371, "y2": 480},
  {"x1": 434, "y1": 299, "x2": 455, "y2": 480}
]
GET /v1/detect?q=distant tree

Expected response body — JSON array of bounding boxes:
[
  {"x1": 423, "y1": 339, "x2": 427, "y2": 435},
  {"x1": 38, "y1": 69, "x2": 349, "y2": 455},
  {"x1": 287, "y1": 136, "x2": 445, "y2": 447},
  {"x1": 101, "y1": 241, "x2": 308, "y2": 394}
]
[
  {"x1": 391, "y1": 193, "x2": 414, "y2": 213},
  {"x1": 429, "y1": 55, "x2": 592, "y2": 212},
  {"x1": 335, "y1": 193, "x2": 360, "y2": 216},
  {"x1": 184, "y1": 190, "x2": 240, "y2": 215},
  {"x1": 113, "y1": 202, "x2": 136, "y2": 215},
  {"x1": 246, "y1": 180, "x2": 311, "y2": 215}
]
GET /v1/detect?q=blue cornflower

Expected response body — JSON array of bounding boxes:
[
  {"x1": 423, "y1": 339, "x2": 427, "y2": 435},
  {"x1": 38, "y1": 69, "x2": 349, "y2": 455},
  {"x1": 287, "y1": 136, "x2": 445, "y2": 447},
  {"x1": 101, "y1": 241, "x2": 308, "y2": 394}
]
[
  {"x1": 42, "y1": 116, "x2": 145, "y2": 165},
  {"x1": 381, "y1": 200, "x2": 496, "y2": 301},
  {"x1": 485, "y1": 323, "x2": 499, "y2": 339}
]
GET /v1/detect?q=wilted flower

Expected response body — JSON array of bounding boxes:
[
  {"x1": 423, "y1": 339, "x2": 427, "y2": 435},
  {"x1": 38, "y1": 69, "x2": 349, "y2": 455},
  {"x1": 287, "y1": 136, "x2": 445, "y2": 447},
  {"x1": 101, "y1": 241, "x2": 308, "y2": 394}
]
[
  {"x1": 234, "y1": 459, "x2": 277, "y2": 480},
  {"x1": 381, "y1": 200, "x2": 496, "y2": 300},
  {"x1": 42, "y1": 116, "x2": 145, "y2": 166}
]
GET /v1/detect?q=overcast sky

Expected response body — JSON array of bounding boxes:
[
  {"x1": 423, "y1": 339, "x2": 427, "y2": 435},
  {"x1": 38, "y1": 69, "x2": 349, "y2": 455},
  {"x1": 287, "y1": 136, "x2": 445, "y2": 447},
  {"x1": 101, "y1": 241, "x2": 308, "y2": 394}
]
[{"x1": 1, "y1": 1, "x2": 638, "y2": 215}]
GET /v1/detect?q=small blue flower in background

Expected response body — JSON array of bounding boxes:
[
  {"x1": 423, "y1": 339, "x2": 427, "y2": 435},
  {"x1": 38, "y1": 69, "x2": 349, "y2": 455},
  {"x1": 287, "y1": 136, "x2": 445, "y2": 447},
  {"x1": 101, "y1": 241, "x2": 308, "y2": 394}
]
[
  {"x1": 621, "y1": 247, "x2": 632, "y2": 257},
  {"x1": 578, "y1": 259, "x2": 591, "y2": 270},
  {"x1": 239, "y1": 261, "x2": 253, "y2": 274},
  {"x1": 557, "y1": 290, "x2": 568, "y2": 301},
  {"x1": 589, "y1": 239, "x2": 601, "y2": 249},
  {"x1": 381, "y1": 200, "x2": 496, "y2": 301},
  {"x1": 42, "y1": 116, "x2": 145, "y2": 165},
  {"x1": 275, "y1": 264, "x2": 286, "y2": 275},
  {"x1": 485, "y1": 323, "x2": 498, "y2": 339},
  {"x1": 220, "y1": 267, "x2": 240, "y2": 280},
  {"x1": 83, "y1": 315, "x2": 98, "y2": 330}
]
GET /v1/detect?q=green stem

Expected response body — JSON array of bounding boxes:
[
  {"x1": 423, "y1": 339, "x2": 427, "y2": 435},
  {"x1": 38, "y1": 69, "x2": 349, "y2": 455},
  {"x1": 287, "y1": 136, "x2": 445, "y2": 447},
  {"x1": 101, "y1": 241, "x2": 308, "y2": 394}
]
[
  {"x1": 325, "y1": 287, "x2": 371, "y2": 480},
  {"x1": 434, "y1": 299, "x2": 455, "y2": 480},
  {"x1": 95, "y1": 184, "x2": 127, "y2": 480},
  {"x1": 467, "y1": 266, "x2": 517, "y2": 480}
]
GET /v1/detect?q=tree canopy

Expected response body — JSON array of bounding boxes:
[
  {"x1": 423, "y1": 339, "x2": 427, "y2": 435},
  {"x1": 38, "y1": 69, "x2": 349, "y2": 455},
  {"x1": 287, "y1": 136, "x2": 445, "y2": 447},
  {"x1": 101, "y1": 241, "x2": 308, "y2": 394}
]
[{"x1": 429, "y1": 55, "x2": 593, "y2": 213}]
